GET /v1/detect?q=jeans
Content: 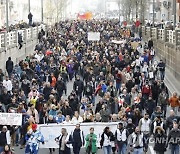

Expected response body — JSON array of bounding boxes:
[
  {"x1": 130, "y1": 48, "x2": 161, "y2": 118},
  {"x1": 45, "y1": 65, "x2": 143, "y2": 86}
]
[
  {"x1": 103, "y1": 145, "x2": 111, "y2": 154},
  {"x1": 156, "y1": 152, "x2": 164, "y2": 154},
  {"x1": 0, "y1": 146, "x2": 4, "y2": 153},
  {"x1": 117, "y1": 143, "x2": 127, "y2": 154},
  {"x1": 116, "y1": 82, "x2": 121, "y2": 92},
  {"x1": 133, "y1": 148, "x2": 143, "y2": 154},
  {"x1": 171, "y1": 107, "x2": 178, "y2": 115},
  {"x1": 143, "y1": 133, "x2": 150, "y2": 151},
  {"x1": 16, "y1": 127, "x2": 20, "y2": 145},
  {"x1": 73, "y1": 145, "x2": 81, "y2": 154},
  {"x1": 170, "y1": 144, "x2": 179, "y2": 154},
  {"x1": 160, "y1": 71, "x2": 165, "y2": 80},
  {"x1": 68, "y1": 73, "x2": 74, "y2": 81}
]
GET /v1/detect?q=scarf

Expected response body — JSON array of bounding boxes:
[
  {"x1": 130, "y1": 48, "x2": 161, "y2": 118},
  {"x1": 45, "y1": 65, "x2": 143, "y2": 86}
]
[{"x1": 60, "y1": 133, "x2": 67, "y2": 151}]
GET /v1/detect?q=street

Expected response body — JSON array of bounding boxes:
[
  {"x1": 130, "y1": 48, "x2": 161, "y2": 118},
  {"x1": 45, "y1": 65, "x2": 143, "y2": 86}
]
[{"x1": 14, "y1": 78, "x2": 172, "y2": 154}]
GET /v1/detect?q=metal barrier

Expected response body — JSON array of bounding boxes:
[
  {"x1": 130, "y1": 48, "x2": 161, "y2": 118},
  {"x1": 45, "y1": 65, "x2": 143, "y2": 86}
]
[
  {"x1": 0, "y1": 24, "x2": 46, "y2": 51},
  {"x1": 142, "y1": 26, "x2": 180, "y2": 45}
]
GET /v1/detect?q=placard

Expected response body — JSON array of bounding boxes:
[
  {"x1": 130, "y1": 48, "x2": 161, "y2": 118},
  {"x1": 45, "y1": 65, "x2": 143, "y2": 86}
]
[
  {"x1": 0, "y1": 113, "x2": 22, "y2": 126},
  {"x1": 88, "y1": 32, "x2": 100, "y2": 41}
]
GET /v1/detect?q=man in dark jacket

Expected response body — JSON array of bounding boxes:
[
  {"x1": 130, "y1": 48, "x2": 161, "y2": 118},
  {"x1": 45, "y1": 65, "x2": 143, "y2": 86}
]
[
  {"x1": 56, "y1": 77, "x2": 67, "y2": 100},
  {"x1": 43, "y1": 82, "x2": 52, "y2": 101},
  {"x1": 0, "y1": 89, "x2": 11, "y2": 108},
  {"x1": 6, "y1": 57, "x2": 13, "y2": 78},
  {"x1": 72, "y1": 124, "x2": 85, "y2": 154},
  {"x1": 83, "y1": 81, "x2": 93, "y2": 103},
  {"x1": 157, "y1": 60, "x2": 166, "y2": 81},
  {"x1": 168, "y1": 122, "x2": 180, "y2": 154},
  {"x1": 148, "y1": 38, "x2": 153, "y2": 49},
  {"x1": 145, "y1": 96, "x2": 156, "y2": 118},
  {"x1": 18, "y1": 32, "x2": 23, "y2": 49},
  {"x1": 73, "y1": 76, "x2": 84, "y2": 101},
  {"x1": 28, "y1": 12, "x2": 33, "y2": 26}
]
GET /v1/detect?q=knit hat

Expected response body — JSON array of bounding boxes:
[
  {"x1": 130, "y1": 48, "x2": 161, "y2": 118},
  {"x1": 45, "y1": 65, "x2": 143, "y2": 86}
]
[{"x1": 32, "y1": 124, "x2": 38, "y2": 131}]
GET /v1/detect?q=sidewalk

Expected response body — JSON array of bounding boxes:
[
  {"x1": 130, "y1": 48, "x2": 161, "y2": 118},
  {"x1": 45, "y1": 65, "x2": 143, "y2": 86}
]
[
  {"x1": 164, "y1": 68, "x2": 180, "y2": 95},
  {"x1": 139, "y1": 34, "x2": 180, "y2": 96}
]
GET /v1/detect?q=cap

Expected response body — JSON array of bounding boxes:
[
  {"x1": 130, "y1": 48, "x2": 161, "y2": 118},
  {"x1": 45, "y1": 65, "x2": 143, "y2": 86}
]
[
  {"x1": 128, "y1": 118, "x2": 132, "y2": 123},
  {"x1": 32, "y1": 124, "x2": 38, "y2": 131},
  {"x1": 173, "y1": 119, "x2": 177, "y2": 123}
]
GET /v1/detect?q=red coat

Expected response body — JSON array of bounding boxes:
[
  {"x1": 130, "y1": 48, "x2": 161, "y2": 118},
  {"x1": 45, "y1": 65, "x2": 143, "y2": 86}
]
[{"x1": 142, "y1": 85, "x2": 152, "y2": 95}]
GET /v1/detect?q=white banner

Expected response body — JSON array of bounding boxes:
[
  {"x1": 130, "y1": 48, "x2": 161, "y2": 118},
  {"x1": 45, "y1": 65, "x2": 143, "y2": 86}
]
[
  {"x1": 39, "y1": 122, "x2": 118, "y2": 148},
  {"x1": 88, "y1": 32, "x2": 100, "y2": 41},
  {"x1": 0, "y1": 113, "x2": 22, "y2": 126}
]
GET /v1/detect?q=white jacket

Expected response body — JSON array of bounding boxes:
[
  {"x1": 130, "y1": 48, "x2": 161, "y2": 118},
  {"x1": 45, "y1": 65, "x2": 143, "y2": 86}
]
[
  {"x1": 103, "y1": 133, "x2": 111, "y2": 147},
  {"x1": 130, "y1": 132, "x2": 144, "y2": 148},
  {"x1": 55, "y1": 133, "x2": 72, "y2": 148},
  {"x1": 3, "y1": 80, "x2": 12, "y2": 91}
]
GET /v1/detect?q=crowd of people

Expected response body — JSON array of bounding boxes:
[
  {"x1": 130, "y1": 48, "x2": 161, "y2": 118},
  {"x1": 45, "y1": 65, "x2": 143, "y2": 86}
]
[{"x1": 0, "y1": 19, "x2": 180, "y2": 154}]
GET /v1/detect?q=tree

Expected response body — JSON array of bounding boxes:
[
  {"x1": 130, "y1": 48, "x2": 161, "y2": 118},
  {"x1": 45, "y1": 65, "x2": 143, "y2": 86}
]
[
  {"x1": 119, "y1": 0, "x2": 147, "y2": 24},
  {"x1": 44, "y1": 0, "x2": 67, "y2": 24}
]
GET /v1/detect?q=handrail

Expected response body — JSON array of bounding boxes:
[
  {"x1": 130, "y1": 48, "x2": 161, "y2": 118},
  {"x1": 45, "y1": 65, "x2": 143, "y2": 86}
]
[
  {"x1": 0, "y1": 24, "x2": 46, "y2": 51},
  {"x1": 142, "y1": 26, "x2": 180, "y2": 45}
]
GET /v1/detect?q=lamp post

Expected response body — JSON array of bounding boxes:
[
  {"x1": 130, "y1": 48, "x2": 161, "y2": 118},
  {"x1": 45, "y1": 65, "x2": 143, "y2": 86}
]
[
  {"x1": 6, "y1": 0, "x2": 9, "y2": 31},
  {"x1": 28, "y1": 0, "x2": 31, "y2": 13},
  {"x1": 41, "y1": 0, "x2": 43, "y2": 22},
  {"x1": 152, "y1": 0, "x2": 155, "y2": 26},
  {"x1": 173, "y1": 0, "x2": 177, "y2": 29}
]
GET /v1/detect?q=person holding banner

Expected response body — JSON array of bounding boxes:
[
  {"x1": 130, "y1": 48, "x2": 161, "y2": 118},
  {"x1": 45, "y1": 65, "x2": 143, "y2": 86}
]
[
  {"x1": 72, "y1": 124, "x2": 85, "y2": 154},
  {"x1": 85, "y1": 127, "x2": 97, "y2": 154},
  {"x1": 100, "y1": 127, "x2": 115, "y2": 154},
  {"x1": 55, "y1": 128, "x2": 72, "y2": 154},
  {"x1": 115, "y1": 122, "x2": 129, "y2": 154}
]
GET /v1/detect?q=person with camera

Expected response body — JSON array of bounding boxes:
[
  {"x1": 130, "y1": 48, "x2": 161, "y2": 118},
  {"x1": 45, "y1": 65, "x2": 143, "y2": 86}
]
[{"x1": 85, "y1": 127, "x2": 97, "y2": 154}]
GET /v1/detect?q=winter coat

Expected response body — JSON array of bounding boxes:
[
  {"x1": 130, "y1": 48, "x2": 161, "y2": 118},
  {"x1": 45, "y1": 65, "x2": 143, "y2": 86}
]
[
  {"x1": 73, "y1": 80, "x2": 84, "y2": 94},
  {"x1": 169, "y1": 96, "x2": 179, "y2": 107},
  {"x1": 6, "y1": 60, "x2": 13, "y2": 73},
  {"x1": 85, "y1": 133, "x2": 97, "y2": 153},
  {"x1": 154, "y1": 132, "x2": 167, "y2": 152}
]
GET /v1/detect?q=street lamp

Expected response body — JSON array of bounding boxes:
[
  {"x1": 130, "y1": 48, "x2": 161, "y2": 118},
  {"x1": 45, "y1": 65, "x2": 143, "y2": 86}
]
[
  {"x1": 152, "y1": 0, "x2": 155, "y2": 26},
  {"x1": 28, "y1": 0, "x2": 31, "y2": 13},
  {"x1": 41, "y1": 0, "x2": 43, "y2": 22},
  {"x1": 6, "y1": 0, "x2": 9, "y2": 31},
  {"x1": 173, "y1": 0, "x2": 177, "y2": 29}
]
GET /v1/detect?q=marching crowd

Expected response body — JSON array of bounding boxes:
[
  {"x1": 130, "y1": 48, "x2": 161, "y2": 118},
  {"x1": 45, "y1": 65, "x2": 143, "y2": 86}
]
[{"x1": 0, "y1": 19, "x2": 180, "y2": 154}]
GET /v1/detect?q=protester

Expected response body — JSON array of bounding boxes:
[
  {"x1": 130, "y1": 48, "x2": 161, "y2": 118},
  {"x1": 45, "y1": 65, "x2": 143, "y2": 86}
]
[
  {"x1": 5, "y1": 57, "x2": 13, "y2": 78},
  {"x1": 85, "y1": 127, "x2": 97, "y2": 154},
  {"x1": 169, "y1": 92, "x2": 179, "y2": 115},
  {"x1": 55, "y1": 128, "x2": 72, "y2": 154},
  {"x1": 100, "y1": 127, "x2": 115, "y2": 154},
  {"x1": 72, "y1": 124, "x2": 85, "y2": 154},
  {"x1": 0, "y1": 145, "x2": 14, "y2": 154},
  {"x1": 168, "y1": 122, "x2": 180, "y2": 154},
  {"x1": 129, "y1": 127, "x2": 146, "y2": 154},
  {"x1": 28, "y1": 13, "x2": 33, "y2": 26},
  {"x1": 115, "y1": 122, "x2": 129, "y2": 154},
  {"x1": 153, "y1": 126, "x2": 167, "y2": 154},
  {"x1": 0, "y1": 126, "x2": 11, "y2": 153},
  {"x1": 25, "y1": 124, "x2": 44, "y2": 154}
]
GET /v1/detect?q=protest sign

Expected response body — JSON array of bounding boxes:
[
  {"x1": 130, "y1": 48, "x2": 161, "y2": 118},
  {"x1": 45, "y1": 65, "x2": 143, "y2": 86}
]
[
  {"x1": 0, "y1": 113, "x2": 22, "y2": 126},
  {"x1": 88, "y1": 32, "x2": 100, "y2": 41},
  {"x1": 39, "y1": 122, "x2": 118, "y2": 148}
]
